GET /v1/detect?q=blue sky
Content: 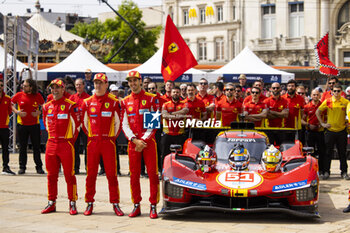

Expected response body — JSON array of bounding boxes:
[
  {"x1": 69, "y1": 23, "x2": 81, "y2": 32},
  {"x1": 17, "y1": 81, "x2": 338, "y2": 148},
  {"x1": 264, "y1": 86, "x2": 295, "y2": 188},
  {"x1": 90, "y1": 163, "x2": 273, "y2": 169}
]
[{"x1": 0, "y1": 0, "x2": 162, "y2": 17}]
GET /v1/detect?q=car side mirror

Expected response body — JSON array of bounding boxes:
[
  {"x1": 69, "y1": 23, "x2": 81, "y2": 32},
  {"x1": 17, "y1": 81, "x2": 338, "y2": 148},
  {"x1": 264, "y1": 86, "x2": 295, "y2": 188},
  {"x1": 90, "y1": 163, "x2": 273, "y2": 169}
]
[
  {"x1": 302, "y1": 147, "x2": 314, "y2": 154},
  {"x1": 170, "y1": 144, "x2": 182, "y2": 153}
]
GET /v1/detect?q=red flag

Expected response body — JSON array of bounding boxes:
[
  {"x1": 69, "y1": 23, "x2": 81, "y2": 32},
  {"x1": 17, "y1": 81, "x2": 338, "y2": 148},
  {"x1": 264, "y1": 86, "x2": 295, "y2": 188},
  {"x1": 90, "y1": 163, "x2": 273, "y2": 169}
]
[
  {"x1": 315, "y1": 33, "x2": 339, "y2": 76},
  {"x1": 161, "y1": 15, "x2": 198, "y2": 82}
]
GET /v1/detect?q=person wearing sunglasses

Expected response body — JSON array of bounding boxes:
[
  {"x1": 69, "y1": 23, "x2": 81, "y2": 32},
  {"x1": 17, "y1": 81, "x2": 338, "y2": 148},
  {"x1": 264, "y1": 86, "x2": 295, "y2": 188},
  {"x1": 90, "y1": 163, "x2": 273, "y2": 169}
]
[
  {"x1": 216, "y1": 83, "x2": 242, "y2": 127},
  {"x1": 316, "y1": 84, "x2": 350, "y2": 180},
  {"x1": 243, "y1": 80, "x2": 266, "y2": 105},
  {"x1": 180, "y1": 83, "x2": 188, "y2": 100},
  {"x1": 197, "y1": 78, "x2": 215, "y2": 118},
  {"x1": 321, "y1": 77, "x2": 346, "y2": 102},
  {"x1": 243, "y1": 87, "x2": 268, "y2": 128},
  {"x1": 282, "y1": 79, "x2": 305, "y2": 142},
  {"x1": 264, "y1": 82, "x2": 289, "y2": 145},
  {"x1": 301, "y1": 89, "x2": 326, "y2": 179}
]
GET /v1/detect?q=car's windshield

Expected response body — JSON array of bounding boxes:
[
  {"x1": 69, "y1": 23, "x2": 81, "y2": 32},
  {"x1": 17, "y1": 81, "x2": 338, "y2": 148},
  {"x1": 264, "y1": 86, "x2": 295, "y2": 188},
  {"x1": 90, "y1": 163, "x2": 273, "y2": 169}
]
[{"x1": 214, "y1": 137, "x2": 267, "y2": 163}]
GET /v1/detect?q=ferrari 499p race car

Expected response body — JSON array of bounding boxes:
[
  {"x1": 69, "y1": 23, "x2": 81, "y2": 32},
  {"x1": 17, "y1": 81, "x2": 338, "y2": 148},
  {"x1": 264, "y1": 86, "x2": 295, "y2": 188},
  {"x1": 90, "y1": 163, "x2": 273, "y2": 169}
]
[{"x1": 161, "y1": 123, "x2": 320, "y2": 218}]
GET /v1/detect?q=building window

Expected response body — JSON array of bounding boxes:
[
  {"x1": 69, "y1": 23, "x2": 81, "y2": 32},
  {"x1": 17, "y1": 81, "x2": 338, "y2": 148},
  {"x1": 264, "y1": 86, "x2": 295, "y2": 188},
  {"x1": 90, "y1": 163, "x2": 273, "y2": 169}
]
[
  {"x1": 200, "y1": 8, "x2": 206, "y2": 23},
  {"x1": 215, "y1": 38, "x2": 224, "y2": 61},
  {"x1": 261, "y1": 4, "x2": 276, "y2": 39},
  {"x1": 289, "y1": 2, "x2": 304, "y2": 38},
  {"x1": 233, "y1": 5, "x2": 236, "y2": 20},
  {"x1": 338, "y1": 1, "x2": 350, "y2": 32},
  {"x1": 344, "y1": 52, "x2": 350, "y2": 67},
  {"x1": 217, "y1": 5, "x2": 223, "y2": 22},
  {"x1": 183, "y1": 9, "x2": 189, "y2": 25},
  {"x1": 198, "y1": 39, "x2": 207, "y2": 60}
]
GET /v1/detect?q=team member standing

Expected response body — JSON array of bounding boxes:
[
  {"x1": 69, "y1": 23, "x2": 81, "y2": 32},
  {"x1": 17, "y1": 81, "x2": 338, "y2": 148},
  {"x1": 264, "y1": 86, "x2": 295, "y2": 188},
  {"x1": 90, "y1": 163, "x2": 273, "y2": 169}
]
[
  {"x1": 185, "y1": 83, "x2": 206, "y2": 121},
  {"x1": 0, "y1": 79, "x2": 15, "y2": 175},
  {"x1": 321, "y1": 77, "x2": 346, "y2": 101},
  {"x1": 81, "y1": 73, "x2": 124, "y2": 216},
  {"x1": 264, "y1": 82, "x2": 289, "y2": 145},
  {"x1": 162, "y1": 87, "x2": 189, "y2": 162},
  {"x1": 121, "y1": 71, "x2": 160, "y2": 219},
  {"x1": 316, "y1": 84, "x2": 350, "y2": 180},
  {"x1": 41, "y1": 79, "x2": 79, "y2": 215},
  {"x1": 243, "y1": 86, "x2": 268, "y2": 127},
  {"x1": 282, "y1": 79, "x2": 305, "y2": 142},
  {"x1": 69, "y1": 78, "x2": 90, "y2": 174},
  {"x1": 197, "y1": 78, "x2": 215, "y2": 118},
  {"x1": 216, "y1": 83, "x2": 242, "y2": 127},
  {"x1": 11, "y1": 79, "x2": 45, "y2": 174},
  {"x1": 302, "y1": 89, "x2": 326, "y2": 178}
]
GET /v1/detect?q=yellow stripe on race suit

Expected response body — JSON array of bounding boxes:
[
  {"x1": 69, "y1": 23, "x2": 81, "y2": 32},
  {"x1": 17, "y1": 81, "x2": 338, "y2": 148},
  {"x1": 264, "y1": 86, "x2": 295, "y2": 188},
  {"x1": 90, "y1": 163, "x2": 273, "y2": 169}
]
[{"x1": 108, "y1": 116, "x2": 115, "y2": 137}]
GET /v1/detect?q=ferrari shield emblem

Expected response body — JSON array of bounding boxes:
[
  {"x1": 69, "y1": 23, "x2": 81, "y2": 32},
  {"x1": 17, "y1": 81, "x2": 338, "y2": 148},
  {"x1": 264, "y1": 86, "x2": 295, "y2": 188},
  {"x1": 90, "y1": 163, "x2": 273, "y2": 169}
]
[
  {"x1": 48, "y1": 109, "x2": 53, "y2": 114},
  {"x1": 142, "y1": 100, "x2": 147, "y2": 106},
  {"x1": 60, "y1": 105, "x2": 65, "y2": 111},
  {"x1": 105, "y1": 103, "x2": 110, "y2": 109},
  {"x1": 168, "y1": 43, "x2": 179, "y2": 53}
]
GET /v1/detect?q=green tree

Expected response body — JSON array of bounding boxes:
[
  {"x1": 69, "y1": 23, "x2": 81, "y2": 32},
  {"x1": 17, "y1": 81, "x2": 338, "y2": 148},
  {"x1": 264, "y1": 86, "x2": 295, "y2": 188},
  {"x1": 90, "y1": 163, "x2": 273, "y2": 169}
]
[{"x1": 70, "y1": 0, "x2": 161, "y2": 63}]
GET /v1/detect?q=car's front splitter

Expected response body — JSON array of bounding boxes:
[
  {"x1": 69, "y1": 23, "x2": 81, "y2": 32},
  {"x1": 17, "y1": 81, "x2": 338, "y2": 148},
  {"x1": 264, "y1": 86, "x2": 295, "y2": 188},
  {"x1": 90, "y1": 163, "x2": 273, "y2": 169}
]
[{"x1": 160, "y1": 205, "x2": 320, "y2": 218}]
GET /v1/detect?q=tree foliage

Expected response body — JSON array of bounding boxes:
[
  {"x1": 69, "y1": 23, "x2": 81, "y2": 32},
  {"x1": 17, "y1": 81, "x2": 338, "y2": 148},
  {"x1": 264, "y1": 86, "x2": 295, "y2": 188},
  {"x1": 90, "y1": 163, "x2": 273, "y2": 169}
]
[{"x1": 70, "y1": 0, "x2": 161, "y2": 63}]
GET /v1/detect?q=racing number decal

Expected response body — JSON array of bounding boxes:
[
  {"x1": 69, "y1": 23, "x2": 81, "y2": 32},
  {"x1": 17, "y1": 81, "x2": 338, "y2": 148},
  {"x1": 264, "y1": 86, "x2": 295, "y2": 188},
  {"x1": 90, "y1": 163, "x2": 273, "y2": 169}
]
[
  {"x1": 226, "y1": 172, "x2": 254, "y2": 182},
  {"x1": 217, "y1": 171, "x2": 263, "y2": 190}
]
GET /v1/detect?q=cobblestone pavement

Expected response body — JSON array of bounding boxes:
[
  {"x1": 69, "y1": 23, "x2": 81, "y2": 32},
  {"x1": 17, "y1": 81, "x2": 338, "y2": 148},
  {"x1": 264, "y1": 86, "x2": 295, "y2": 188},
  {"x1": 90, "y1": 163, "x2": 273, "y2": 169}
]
[{"x1": 1, "y1": 154, "x2": 350, "y2": 233}]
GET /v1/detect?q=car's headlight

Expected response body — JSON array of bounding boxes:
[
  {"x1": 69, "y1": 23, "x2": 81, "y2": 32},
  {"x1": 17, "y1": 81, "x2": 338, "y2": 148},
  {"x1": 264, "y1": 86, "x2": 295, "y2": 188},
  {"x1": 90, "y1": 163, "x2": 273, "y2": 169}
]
[{"x1": 296, "y1": 179, "x2": 318, "y2": 202}]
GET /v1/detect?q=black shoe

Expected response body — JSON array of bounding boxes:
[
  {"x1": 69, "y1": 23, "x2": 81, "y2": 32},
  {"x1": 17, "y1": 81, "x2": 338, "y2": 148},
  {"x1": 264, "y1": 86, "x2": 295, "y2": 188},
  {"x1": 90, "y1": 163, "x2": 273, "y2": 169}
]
[
  {"x1": 140, "y1": 173, "x2": 148, "y2": 178},
  {"x1": 343, "y1": 204, "x2": 350, "y2": 213},
  {"x1": 2, "y1": 167, "x2": 16, "y2": 175},
  {"x1": 117, "y1": 171, "x2": 122, "y2": 176},
  {"x1": 322, "y1": 172, "x2": 330, "y2": 180},
  {"x1": 98, "y1": 170, "x2": 105, "y2": 176},
  {"x1": 341, "y1": 173, "x2": 350, "y2": 180},
  {"x1": 18, "y1": 169, "x2": 26, "y2": 175},
  {"x1": 75, "y1": 170, "x2": 80, "y2": 175},
  {"x1": 37, "y1": 168, "x2": 45, "y2": 174}
]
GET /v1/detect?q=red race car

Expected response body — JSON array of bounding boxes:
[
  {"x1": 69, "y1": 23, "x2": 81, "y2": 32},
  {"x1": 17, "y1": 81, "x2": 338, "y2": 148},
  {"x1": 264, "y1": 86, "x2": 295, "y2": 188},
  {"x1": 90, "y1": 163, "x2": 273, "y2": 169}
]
[{"x1": 161, "y1": 123, "x2": 320, "y2": 218}]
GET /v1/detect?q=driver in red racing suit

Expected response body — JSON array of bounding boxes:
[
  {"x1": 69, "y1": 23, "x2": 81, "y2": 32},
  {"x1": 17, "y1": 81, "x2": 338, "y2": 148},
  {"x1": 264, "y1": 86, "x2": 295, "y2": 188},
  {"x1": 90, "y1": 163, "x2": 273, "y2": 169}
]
[{"x1": 121, "y1": 71, "x2": 159, "y2": 219}]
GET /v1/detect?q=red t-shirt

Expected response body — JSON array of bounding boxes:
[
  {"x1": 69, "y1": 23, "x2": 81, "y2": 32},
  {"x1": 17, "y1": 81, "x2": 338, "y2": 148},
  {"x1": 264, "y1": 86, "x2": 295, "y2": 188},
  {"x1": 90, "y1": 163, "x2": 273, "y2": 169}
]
[
  {"x1": 304, "y1": 101, "x2": 324, "y2": 131},
  {"x1": 161, "y1": 93, "x2": 172, "y2": 103},
  {"x1": 69, "y1": 92, "x2": 90, "y2": 123},
  {"x1": 185, "y1": 97, "x2": 206, "y2": 120},
  {"x1": 162, "y1": 100, "x2": 187, "y2": 135},
  {"x1": 264, "y1": 96, "x2": 288, "y2": 128},
  {"x1": 321, "y1": 90, "x2": 346, "y2": 102},
  {"x1": 282, "y1": 93, "x2": 305, "y2": 129},
  {"x1": 216, "y1": 96, "x2": 242, "y2": 127},
  {"x1": 243, "y1": 98, "x2": 268, "y2": 127},
  {"x1": 196, "y1": 93, "x2": 215, "y2": 118},
  {"x1": 0, "y1": 93, "x2": 12, "y2": 128},
  {"x1": 11, "y1": 92, "x2": 44, "y2": 125}
]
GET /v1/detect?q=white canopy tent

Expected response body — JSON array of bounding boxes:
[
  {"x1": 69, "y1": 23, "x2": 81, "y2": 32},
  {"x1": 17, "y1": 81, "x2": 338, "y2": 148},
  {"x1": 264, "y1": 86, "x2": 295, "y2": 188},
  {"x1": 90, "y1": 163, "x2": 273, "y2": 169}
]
[
  {"x1": 37, "y1": 45, "x2": 120, "y2": 81},
  {"x1": 0, "y1": 46, "x2": 30, "y2": 72},
  {"x1": 208, "y1": 47, "x2": 294, "y2": 83},
  {"x1": 120, "y1": 47, "x2": 207, "y2": 83}
]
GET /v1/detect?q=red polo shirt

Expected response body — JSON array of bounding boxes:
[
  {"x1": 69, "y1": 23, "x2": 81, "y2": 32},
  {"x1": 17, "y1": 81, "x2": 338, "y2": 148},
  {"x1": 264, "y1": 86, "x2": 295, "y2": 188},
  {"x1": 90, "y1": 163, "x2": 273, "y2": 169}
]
[
  {"x1": 243, "y1": 98, "x2": 268, "y2": 127},
  {"x1": 69, "y1": 91, "x2": 90, "y2": 123},
  {"x1": 304, "y1": 101, "x2": 324, "y2": 131},
  {"x1": 185, "y1": 96, "x2": 206, "y2": 120},
  {"x1": 0, "y1": 92, "x2": 12, "y2": 128},
  {"x1": 282, "y1": 93, "x2": 305, "y2": 129},
  {"x1": 162, "y1": 100, "x2": 187, "y2": 135},
  {"x1": 264, "y1": 95, "x2": 288, "y2": 128},
  {"x1": 243, "y1": 94, "x2": 267, "y2": 105},
  {"x1": 216, "y1": 96, "x2": 242, "y2": 127},
  {"x1": 197, "y1": 92, "x2": 215, "y2": 118},
  {"x1": 11, "y1": 91, "x2": 45, "y2": 125},
  {"x1": 161, "y1": 93, "x2": 172, "y2": 103}
]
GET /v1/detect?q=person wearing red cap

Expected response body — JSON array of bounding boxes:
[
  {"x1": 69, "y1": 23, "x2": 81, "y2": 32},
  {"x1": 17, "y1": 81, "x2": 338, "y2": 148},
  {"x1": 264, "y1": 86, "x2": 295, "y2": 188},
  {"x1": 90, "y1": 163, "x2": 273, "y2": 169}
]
[
  {"x1": 41, "y1": 79, "x2": 79, "y2": 215},
  {"x1": 11, "y1": 79, "x2": 45, "y2": 174},
  {"x1": 81, "y1": 73, "x2": 124, "y2": 216},
  {"x1": 121, "y1": 70, "x2": 160, "y2": 219}
]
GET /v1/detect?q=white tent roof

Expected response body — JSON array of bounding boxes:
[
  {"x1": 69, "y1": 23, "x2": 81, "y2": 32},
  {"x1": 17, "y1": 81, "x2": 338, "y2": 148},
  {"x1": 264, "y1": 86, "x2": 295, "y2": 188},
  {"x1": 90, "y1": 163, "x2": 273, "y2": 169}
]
[
  {"x1": 37, "y1": 44, "x2": 120, "y2": 81},
  {"x1": 120, "y1": 47, "x2": 207, "y2": 82},
  {"x1": 0, "y1": 46, "x2": 29, "y2": 72},
  {"x1": 27, "y1": 14, "x2": 83, "y2": 42},
  {"x1": 209, "y1": 47, "x2": 294, "y2": 83}
]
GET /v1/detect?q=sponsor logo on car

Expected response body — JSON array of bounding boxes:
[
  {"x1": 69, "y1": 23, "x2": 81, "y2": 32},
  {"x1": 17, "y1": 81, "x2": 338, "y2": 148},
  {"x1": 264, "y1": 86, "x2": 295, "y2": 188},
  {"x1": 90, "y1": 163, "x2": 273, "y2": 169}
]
[
  {"x1": 272, "y1": 179, "x2": 308, "y2": 192},
  {"x1": 172, "y1": 177, "x2": 207, "y2": 191}
]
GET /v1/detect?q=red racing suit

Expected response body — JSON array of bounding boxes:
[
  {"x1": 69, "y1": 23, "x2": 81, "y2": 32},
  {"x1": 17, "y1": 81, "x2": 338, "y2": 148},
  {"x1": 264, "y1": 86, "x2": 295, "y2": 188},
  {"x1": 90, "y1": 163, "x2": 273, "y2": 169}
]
[
  {"x1": 121, "y1": 89, "x2": 159, "y2": 205},
  {"x1": 42, "y1": 97, "x2": 79, "y2": 201},
  {"x1": 81, "y1": 92, "x2": 121, "y2": 203}
]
